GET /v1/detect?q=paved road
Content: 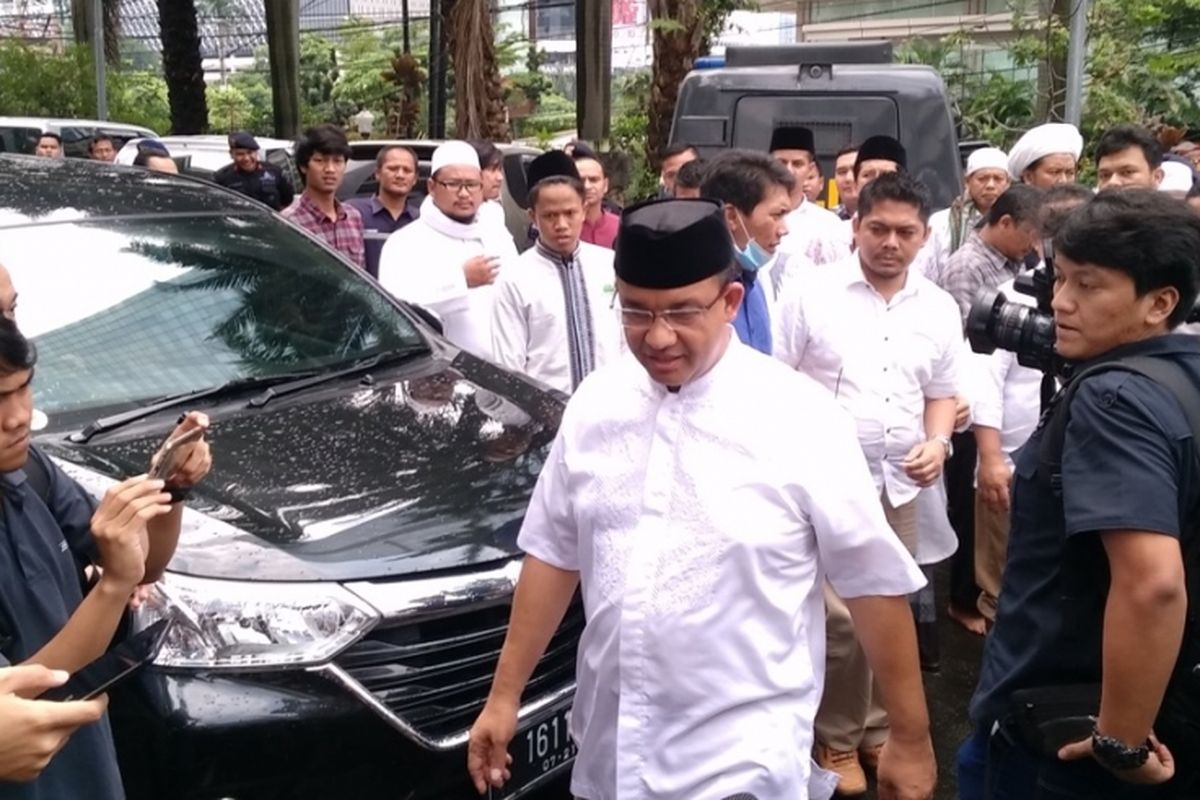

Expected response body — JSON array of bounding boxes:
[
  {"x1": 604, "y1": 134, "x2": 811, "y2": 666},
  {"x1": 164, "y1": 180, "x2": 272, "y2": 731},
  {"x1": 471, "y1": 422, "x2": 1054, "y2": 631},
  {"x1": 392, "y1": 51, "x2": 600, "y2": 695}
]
[{"x1": 529, "y1": 565, "x2": 986, "y2": 800}]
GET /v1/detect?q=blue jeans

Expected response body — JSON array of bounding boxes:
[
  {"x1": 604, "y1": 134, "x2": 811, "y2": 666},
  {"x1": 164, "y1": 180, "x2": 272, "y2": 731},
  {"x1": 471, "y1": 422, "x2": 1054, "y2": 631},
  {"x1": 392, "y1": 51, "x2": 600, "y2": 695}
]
[{"x1": 957, "y1": 724, "x2": 1164, "y2": 800}]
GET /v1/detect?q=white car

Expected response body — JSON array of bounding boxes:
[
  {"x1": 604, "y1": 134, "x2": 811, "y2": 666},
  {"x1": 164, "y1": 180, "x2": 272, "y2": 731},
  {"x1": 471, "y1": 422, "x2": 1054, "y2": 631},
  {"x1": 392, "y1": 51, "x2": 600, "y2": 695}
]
[
  {"x1": 115, "y1": 134, "x2": 296, "y2": 173},
  {"x1": 0, "y1": 116, "x2": 158, "y2": 158}
]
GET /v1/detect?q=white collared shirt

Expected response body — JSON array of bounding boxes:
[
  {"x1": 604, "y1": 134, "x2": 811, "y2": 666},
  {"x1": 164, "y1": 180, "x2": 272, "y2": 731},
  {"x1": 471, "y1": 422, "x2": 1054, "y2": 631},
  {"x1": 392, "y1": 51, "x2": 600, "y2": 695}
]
[
  {"x1": 778, "y1": 199, "x2": 851, "y2": 266},
  {"x1": 772, "y1": 255, "x2": 962, "y2": 506},
  {"x1": 519, "y1": 338, "x2": 925, "y2": 800},
  {"x1": 490, "y1": 241, "x2": 621, "y2": 394}
]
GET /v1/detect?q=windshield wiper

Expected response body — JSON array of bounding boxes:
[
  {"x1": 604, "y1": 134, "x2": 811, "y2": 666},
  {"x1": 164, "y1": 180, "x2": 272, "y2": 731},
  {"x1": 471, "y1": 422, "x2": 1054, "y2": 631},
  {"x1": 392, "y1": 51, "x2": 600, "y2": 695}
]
[
  {"x1": 69, "y1": 347, "x2": 427, "y2": 444},
  {"x1": 246, "y1": 347, "x2": 424, "y2": 408},
  {"x1": 68, "y1": 371, "x2": 319, "y2": 444}
]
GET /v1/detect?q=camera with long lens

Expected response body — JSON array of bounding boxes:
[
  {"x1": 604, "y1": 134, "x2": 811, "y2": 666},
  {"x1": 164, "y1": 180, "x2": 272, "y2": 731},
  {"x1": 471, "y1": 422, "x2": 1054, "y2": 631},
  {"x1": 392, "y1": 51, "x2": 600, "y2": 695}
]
[
  {"x1": 966, "y1": 240, "x2": 1062, "y2": 375},
  {"x1": 967, "y1": 240, "x2": 1200, "y2": 379}
]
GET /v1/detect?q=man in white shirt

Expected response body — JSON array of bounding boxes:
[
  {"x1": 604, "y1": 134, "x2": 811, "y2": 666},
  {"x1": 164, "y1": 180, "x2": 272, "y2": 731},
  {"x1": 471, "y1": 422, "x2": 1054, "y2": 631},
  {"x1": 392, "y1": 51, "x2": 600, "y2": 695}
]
[
  {"x1": 468, "y1": 198, "x2": 936, "y2": 800},
  {"x1": 490, "y1": 150, "x2": 620, "y2": 394},
  {"x1": 774, "y1": 171, "x2": 960, "y2": 796},
  {"x1": 770, "y1": 125, "x2": 850, "y2": 266},
  {"x1": 378, "y1": 141, "x2": 518, "y2": 358},
  {"x1": 1007, "y1": 122, "x2": 1083, "y2": 189},
  {"x1": 923, "y1": 147, "x2": 1010, "y2": 286}
]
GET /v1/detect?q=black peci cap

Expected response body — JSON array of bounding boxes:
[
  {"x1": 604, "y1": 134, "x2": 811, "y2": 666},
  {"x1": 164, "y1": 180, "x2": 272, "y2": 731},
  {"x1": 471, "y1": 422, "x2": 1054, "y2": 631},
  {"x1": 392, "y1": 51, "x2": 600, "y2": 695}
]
[
  {"x1": 526, "y1": 150, "x2": 580, "y2": 188},
  {"x1": 855, "y1": 135, "x2": 907, "y2": 171},
  {"x1": 614, "y1": 198, "x2": 734, "y2": 289},
  {"x1": 769, "y1": 126, "x2": 815, "y2": 155}
]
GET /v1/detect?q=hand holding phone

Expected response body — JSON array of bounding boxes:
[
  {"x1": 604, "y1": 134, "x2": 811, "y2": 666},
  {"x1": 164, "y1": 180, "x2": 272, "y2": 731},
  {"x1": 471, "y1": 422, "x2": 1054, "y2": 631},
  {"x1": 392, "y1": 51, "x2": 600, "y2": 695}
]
[
  {"x1": 149, "y1": 427, "x2": 203, "y2": 481},
  {"x1": 39, "y1": 620, "x2": 172, "y2": 703},
  {"x1": 148, "y1": 411, "x2": 211, "y2": 486}
]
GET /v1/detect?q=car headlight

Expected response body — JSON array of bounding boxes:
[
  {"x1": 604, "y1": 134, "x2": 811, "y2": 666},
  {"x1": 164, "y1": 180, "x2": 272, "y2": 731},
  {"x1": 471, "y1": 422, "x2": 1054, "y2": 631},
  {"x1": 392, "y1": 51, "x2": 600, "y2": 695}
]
[{"x1": 132, "y1": 572, "x2": 381, "y2": 670}]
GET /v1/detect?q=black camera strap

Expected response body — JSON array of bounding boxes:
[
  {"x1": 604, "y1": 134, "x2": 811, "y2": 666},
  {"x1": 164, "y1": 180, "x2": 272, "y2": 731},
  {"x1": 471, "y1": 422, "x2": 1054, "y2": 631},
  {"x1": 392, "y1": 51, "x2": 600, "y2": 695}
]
[{"x1": 1038, "y1": 354, "x2": 1200, "y2": 692}]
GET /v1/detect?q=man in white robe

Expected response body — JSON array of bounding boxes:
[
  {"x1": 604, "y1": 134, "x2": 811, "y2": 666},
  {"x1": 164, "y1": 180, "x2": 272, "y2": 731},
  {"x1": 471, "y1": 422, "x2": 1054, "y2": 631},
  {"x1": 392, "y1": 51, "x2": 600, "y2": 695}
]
[
  {"x1": 491, "y1": 151, "x2": 621, "y2": 394},
  {"x1": 770, "y1": 125, "x2": 850, "y2": 266},
  {"x1": 378, "y1": 141, "x2": 518, "y2": 358},
  {"x1": 468, "y1": 198, "x2": 937, "y2": 800}
]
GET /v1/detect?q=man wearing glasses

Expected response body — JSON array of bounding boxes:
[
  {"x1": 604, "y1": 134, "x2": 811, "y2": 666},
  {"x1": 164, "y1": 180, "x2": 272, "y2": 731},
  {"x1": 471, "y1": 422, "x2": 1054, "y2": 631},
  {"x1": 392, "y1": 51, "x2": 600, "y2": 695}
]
[
  {"x1": 468, "y1": 198, "x2": 936, "y2": 800},
  {"x1": 379, "y1": 141, "x2": 518, "y2": 358}
]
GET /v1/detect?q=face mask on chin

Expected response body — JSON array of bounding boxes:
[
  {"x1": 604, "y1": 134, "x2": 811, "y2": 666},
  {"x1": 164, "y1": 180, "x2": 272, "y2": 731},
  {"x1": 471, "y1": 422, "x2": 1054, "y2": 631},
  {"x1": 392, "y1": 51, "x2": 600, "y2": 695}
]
[{"x1": 733, "y1": 213, "x2": 772, "y2": 272}]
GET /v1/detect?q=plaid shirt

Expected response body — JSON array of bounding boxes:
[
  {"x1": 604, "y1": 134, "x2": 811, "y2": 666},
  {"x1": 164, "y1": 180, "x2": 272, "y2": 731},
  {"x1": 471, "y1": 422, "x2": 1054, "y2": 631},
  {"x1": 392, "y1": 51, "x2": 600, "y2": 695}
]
[
  {"x1": 941, "y1": 229, "x2": 1024, "y2": 325},
  {"x1": 282, "y1": 192, "x2": 366, "y2": 269}
]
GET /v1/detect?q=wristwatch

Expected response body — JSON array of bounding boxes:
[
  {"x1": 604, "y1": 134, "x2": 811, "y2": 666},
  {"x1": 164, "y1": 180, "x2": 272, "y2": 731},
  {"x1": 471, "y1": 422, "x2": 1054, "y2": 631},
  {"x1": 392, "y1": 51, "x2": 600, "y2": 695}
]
[
  {"x1": 932, "y1": 434, "x2": 954, "y2": 459},
  {"x1": 1091, "y1": 728, "x2": 1151, "y2": 771}
]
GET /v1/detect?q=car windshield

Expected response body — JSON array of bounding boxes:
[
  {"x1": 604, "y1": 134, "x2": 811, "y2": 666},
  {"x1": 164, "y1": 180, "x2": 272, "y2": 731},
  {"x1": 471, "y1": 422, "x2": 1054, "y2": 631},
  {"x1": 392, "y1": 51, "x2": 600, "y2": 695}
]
[{"x1": 0, "y1": 213, "x2": 426, "y2": 424}]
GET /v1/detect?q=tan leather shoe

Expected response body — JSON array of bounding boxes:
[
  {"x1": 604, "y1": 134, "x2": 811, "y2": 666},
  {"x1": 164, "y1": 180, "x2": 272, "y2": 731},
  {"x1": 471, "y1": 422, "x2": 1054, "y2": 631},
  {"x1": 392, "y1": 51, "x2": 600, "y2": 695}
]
[
  {"x1": 815, "y1": 744, "x2": 868, "y2": 796},
  {"x1": 859, "y1": 740, "x2": 885, "y2": 774}
]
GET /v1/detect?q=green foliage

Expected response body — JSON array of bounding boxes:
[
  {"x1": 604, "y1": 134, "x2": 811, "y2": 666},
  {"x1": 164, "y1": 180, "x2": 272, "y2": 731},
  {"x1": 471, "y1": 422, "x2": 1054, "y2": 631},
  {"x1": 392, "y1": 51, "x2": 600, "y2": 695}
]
[
  {"x1": 207, "y1": 84, "x2": 254, "y2": 132},
  {"x1": 0, "y1": 40, "x2": 170, "y2": 133},
  {"x1": 109, "y1": 71, "x2": 171, "y2": 133},
  {"x1": 299, "y1": 32, "x2": 342, "y2": 126},
  {"x1": 228, "y1": 72, "x2": 276, "y2": 135},
  {"x1": 898, "y1": 0, "x2": 1200, "y2": 151},
  {"x1": 609, "y1": 70, "x2": 658, "y2": 202},
  {"x1": 0, "y1": 41, "x2": 94, "y2": 118}
]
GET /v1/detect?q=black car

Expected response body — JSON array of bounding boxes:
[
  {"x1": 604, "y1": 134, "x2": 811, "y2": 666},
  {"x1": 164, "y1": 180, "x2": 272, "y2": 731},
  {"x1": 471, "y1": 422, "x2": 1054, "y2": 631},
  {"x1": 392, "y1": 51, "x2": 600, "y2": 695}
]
[{"x1": 0, "y1": 155, "x2": 579, "y2": 799}]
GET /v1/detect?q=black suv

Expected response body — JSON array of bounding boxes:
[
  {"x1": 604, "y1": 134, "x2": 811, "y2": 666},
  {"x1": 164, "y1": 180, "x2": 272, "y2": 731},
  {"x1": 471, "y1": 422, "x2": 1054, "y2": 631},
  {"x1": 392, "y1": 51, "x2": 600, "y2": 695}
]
[{"x1": 0, "y1": 155, "x2": 579, "y2": 799}]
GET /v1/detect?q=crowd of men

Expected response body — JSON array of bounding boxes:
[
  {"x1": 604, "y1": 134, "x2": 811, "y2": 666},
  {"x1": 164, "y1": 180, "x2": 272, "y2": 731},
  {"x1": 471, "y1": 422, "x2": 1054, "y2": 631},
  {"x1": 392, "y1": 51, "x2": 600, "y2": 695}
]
[{"x1": 10, "y1": 116, "x2": 1200, "y2": 800}]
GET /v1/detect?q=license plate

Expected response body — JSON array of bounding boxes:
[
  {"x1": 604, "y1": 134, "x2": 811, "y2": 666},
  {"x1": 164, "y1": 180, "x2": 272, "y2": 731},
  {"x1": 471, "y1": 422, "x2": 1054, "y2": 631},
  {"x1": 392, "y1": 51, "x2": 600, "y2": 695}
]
[{"x1": 501, "y1": 705, "x2": 576, "y2": 796}]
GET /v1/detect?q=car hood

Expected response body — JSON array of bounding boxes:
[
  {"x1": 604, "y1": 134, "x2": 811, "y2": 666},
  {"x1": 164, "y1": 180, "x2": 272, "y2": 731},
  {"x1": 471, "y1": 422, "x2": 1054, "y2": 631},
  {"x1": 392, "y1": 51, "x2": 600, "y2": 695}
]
[{"x1": 40, "y1": 352, "x2": 564, "y2": 582}]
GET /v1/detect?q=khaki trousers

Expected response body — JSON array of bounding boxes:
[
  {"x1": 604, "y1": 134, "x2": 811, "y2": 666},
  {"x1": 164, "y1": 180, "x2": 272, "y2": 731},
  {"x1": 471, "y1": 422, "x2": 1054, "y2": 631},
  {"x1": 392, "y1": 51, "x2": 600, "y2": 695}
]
[
  {"x1": 814, "y1": 493, "x2": 918, "y2": 752},
  {"x1": 974, "y1": 493, "x2": 1010, "y2": 622}
]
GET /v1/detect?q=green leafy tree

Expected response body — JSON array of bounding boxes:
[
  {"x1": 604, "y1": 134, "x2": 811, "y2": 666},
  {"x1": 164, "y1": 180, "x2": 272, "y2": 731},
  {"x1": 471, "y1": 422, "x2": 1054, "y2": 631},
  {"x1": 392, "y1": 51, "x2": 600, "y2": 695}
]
[
  {"x1": 110, "y1": 72, "x2": 172, "y2": 134},
  {"x1": 207, "y1": 84, "x2": 255, "y2": 132}
]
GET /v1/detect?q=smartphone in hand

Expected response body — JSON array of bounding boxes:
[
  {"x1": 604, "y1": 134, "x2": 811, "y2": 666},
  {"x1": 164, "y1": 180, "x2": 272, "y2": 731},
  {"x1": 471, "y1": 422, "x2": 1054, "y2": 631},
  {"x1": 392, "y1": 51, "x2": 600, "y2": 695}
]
[
  {"x1": 39, "y1": 619, "x2": 173, "y2": 702},
  {"x1": 148, "y1": 427, "x2": 203, "y2": 482}
]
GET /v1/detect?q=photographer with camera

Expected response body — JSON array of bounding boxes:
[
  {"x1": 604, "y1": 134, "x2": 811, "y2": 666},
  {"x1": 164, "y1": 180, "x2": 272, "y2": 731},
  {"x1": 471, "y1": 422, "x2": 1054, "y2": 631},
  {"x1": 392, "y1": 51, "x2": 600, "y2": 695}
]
[
  {"x1": 970, "y1": 185, "x2": 1092, "y2": 623},
  {"x1": 958, "y1": 189, "x2": 1200, "y2": 799}
]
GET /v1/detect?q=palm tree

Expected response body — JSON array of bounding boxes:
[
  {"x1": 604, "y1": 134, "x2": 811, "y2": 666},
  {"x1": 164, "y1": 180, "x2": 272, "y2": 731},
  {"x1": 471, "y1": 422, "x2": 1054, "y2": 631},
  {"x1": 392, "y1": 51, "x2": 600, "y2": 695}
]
[
  {"x1": 158, "y1": 0, "x2": 208, "y2": 133},
  {"x1": 444, "y1": 0, "x2": 509, "y2": 141},
  {"x1": 645, "y1": 0, "x2": 738, "y2": 173},
  {"x1": 70, "y1": 0, "x2": 121, "y2": 65}
]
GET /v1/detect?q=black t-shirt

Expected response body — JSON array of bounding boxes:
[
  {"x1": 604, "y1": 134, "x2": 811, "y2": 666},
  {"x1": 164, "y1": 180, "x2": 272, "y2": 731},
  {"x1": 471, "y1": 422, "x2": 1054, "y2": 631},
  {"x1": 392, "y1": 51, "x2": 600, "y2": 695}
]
[
  {"x1": 213, "y1": 162, "x2": 294, "y2": 211},
  {"x1": 0, "y1": 448, "x2": 124, "y2": 800},
  {"x1": 971, "y1": 334, "x2": 1200, "y2": 727}
]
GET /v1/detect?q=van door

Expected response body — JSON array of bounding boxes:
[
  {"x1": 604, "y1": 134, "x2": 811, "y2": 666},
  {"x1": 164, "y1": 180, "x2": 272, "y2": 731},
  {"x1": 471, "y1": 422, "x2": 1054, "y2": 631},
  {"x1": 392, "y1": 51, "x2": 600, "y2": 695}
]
[{"x1": 732, "y1": 94, "x2": 900, "y2": 161}]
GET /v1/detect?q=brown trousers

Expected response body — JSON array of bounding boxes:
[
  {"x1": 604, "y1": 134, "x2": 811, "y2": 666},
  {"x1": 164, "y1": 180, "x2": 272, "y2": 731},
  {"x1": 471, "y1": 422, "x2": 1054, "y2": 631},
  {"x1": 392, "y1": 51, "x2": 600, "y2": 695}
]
[
  {"x1": 814, "y1": 493, "x2": 919, "y2": 752},
  {"x1": 974, "y1": 493, "x2": 1010, "y2": 622}
]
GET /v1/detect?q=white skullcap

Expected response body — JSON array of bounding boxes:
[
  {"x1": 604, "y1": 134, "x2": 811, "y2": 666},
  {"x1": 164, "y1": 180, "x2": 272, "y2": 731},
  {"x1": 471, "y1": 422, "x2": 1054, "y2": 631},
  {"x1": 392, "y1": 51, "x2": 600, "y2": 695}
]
[
  {"x1": 1007, "y1": 123, "x2": 1083, "y2": 180},
  {"x1": 431, "y1": 140, "x2": 480, "y2": 175},
  {"x1": 1160, "y1": 160, "x2": 1195, "y2": 194},
  {"x1": 966, "y1": 147, "x2": 1009, "y2": 177}
]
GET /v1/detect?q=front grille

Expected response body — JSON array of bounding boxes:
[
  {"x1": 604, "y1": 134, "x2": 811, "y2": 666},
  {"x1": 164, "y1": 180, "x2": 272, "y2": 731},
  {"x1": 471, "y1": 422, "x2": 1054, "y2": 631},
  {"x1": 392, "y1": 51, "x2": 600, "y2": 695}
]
[{"x1": 334, "y1": 599, "x2": 583, "y2": 743}]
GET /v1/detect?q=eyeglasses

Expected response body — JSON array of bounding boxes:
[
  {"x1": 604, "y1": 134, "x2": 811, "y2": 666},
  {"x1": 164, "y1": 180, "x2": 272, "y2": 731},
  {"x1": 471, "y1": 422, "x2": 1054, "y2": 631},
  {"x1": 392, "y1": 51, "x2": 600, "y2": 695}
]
[
  {"x1": 434, "y1": 179, "x2": 483, "y2": 194},
  {"x1": 619, "y1": 287, "x2": 727, "y2": 331}
]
